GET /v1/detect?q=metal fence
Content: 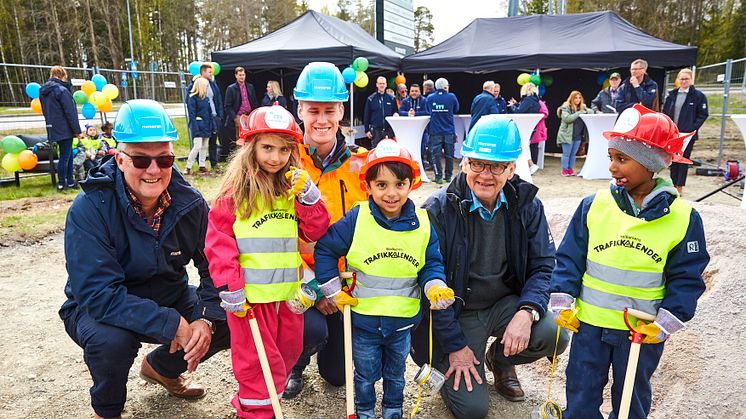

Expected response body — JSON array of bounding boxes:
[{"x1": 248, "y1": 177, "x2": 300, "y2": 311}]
[{"x1": 0, "y1": 63, "x2": 189, "y2": 108}]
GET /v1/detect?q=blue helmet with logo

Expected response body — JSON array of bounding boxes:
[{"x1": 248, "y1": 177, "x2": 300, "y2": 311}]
[
  {"x1": 113, "y1": 99, "x2": 179, "y2": 143},
  {"x1": 461, "y1": 117, "x2": 522, "y2": 162},
  {"x1": 293, "y1": 62, "x2": 349, "y2": 102}
]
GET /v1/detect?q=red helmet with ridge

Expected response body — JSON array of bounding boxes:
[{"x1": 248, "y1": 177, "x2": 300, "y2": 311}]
[
  {"x1": 359, "y1": 138, "x2": 422, "y2": 190},
  {"x1": 603, "y1": 104, "x2": 694, "y2": 164},
  {"x1": 237, "y1": 105, "x2": 303, "y2": 145}
]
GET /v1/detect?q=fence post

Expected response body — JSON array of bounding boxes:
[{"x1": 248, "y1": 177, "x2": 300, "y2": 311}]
[
  {"x1": 718, "y1": 59, "x2": 732, "y2": 167},
  {"x1": 179, "y1": 71, "x2": 193, "y2": 150}
]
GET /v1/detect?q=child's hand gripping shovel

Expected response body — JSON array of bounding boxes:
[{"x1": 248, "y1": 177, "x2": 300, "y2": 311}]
[
  {"x1": 338, "y1": 272, "x2": 358, "y2": 419},
  {"x1": 619, "y1": 308, "x2": 657, "y2": 419},
  {"x1": 247, "y1": 307, "x2": 283, "y2": 418}
]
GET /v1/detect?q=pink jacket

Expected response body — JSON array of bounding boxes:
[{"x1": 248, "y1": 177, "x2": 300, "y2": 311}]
[
  {"x1": 530, "y1": 99, "x2": 549, "y2": 144},
  {"x1": 206, "y1": 195, "x2": 330, "y2": 292}
]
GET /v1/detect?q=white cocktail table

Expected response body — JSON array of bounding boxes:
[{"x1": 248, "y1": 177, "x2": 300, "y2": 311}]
[
  {"x1": 386, "y1": 115, "x2": 432, "y2": 182},
  {"x1": 454, "y1": 114, "x2": 472, "y2": 159},
  {"x1": 578, "y1": 113, "x2": 617, "y2": 180}
]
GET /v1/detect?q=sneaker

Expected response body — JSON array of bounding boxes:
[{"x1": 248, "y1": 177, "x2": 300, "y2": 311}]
[
  {"x1": 561, "y1": 169, "x2": 571, "y2": 177},
  {"x1": 529, "y1": 164, "x2": 539, "y2": 175},
  {"x1": 57, "y1": 184, "x2": 65, "y2": 192},
  {"x1": 569, "y1": 169, "x2": 576, "y2": 176},
  {"x1": 435, "y1": 178, "x2": 444, "y2": 184}
]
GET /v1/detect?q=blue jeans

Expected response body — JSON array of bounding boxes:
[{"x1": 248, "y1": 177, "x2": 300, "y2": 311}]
[
  {"x1": 565, "y1": 323, "x2": 664, "y2": 419},
  {"x1": 429, "y1": 133, "x2": 455, "y2": 181},
  {"x1": 561, "y1": 137, "x2": 582, "y2": 170},
  {"x1": 56, "y1": 138, "x2": 74, "y2": 187},
  {"x1": 352, "y1": 323, "x2": 410, "y2": 419}
]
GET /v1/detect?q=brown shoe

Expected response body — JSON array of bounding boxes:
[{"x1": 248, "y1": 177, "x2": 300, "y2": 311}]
[
  {"x1": 139, "y1": 357, "x2": 206, "y2": 399},
  {"x1": 485, "y1": 348, "x2": 525, "y2": 402},
  {"x1": 185, "y1": 168, "x2": 192, "y2": 176},
  {"x1": 198, "y1": 167, "x2": 210, "y2": 175}
]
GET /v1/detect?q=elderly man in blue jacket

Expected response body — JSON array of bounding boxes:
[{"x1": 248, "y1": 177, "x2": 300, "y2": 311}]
[
  {"x1": 468, "y1": 80, "x2": 500, "y2": 132},
  {"x1": 411, "y1": 117, "x2": 569, "y2": 419},
  {"x1": 59, "y1": 100, "x2": 230, "y2": 419},
  {"x1": 614, "y1": 58, "x2": 659, "y2": 112}
]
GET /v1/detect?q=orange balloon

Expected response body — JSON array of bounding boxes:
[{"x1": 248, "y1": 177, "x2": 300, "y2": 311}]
[
  {"x1": 99, "y1": 99, "x2": 113, "y2": 113},
  {"x1": 30, "y1": 98, "x2": 42, "y2": 114},
  {"x1": 395, "y1": 74, "x2": 407, "y2": 85},
  {"x1": 17, "y1": 150, "x2": 38, "y2": 170},
  {"x1": 674, "y1": 78, "x2": 680, "y2": 88},
  {"x1": 81, "y1": 80, "x2": 96, "y2": 96}
]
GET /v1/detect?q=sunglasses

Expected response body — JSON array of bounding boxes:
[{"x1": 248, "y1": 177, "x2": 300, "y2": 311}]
[{"x1": 120, "y1": 151, "x2": 175, "y2": 169}]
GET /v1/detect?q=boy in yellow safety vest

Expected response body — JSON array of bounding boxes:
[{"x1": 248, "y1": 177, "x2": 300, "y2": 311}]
[
  {"x1": 549, "y1": 104, "x2": 710, "y2": 418},
  {"x1": 313, "y1": 139, "x2": 455, "y2": 419}
]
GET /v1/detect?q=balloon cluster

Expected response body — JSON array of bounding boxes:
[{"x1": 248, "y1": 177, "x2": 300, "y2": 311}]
[
  {"x1": 25, "y1": 82, "x2": 42, "y2": 114},
  {"x1": 74, "y1": 74, "x2": 119, "y2": 119},
  {"x1": 188, "y1": 61, "x2": 221, "y2": 77},
  {"x1": 1, "y1": 135, "x2": 37, "y2": 172},
  {"x1": 517, "y1": 72, "x2": 553, "y2": 97},
  {"x1": 342, "y1": 57, "x2": 369, "y2": 88}
]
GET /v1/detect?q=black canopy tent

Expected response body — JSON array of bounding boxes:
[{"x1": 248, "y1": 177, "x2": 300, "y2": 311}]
[{"x1": 399, "y1": 11, "x2": 697, "y2": 153}]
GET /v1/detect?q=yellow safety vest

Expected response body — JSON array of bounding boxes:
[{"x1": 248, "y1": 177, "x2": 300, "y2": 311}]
[
  {"x1": 345, "y1": 201, "x2": 430, "y2": 318},
  {"x1": 233, "y1": 194, "x2": 302, "y2": 303},
  {"x1": 576, "y1": 189, "x2": 691, "y2": 330}
]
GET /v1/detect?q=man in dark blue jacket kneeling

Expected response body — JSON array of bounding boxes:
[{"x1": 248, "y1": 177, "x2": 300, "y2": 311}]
[
  {"x1": 411, "y1": 117, "x2": 569, "y2": 419},
  {"x1": 59, "y1": 100, "x2": 230, "y2": 419}
]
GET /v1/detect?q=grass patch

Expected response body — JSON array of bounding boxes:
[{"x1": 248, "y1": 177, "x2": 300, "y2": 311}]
[{"x1": 0, "y1": 204, "x2": 70, "y2": 244}]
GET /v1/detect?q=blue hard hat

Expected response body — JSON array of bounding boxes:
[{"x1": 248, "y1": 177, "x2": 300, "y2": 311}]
[
  {"x1": 113, "y1": 99, "x2": 178, "y2": 143},
  {"x1": 293, "y1": 62, "x2": 349, "y2": 102},
  {"x1": 462, "y1": 117, "x2": 522, "y2": 162}
]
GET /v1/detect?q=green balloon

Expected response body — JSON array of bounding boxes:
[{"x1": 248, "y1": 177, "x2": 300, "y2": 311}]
[
  {"x1": 352, "y1": 57, "x2": 369, "y2": 72},
  {"x1": 211, "y1": 62, "x2": 221, "y2": 76},
  {"x1": 73, "y1": 90, "x2": 88, "y2": 105},
  {"x1": 541, "y1": 74, "x2": 554, "y2": 87},
  {"x1": 388, "y1": 77, "x2": 396, "y2": 89},
  {"x1": 1, "y1": 135, "x2": 26, "y2": 154},
  {"x1": 530, "y1": 74, "x2": 541, "y2": 86}
]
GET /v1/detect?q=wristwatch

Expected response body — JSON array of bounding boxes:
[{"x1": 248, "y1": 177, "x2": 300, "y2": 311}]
[
  {"x1": 197, "y1": 318, "x2": 215, "y2": 334},
  {"x1": 519, "y1": 306, "x2": 540, "y2": 323}
]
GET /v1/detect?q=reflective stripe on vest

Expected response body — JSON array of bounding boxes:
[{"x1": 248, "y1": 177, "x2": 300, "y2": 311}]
[
  {"x1": 345, "y1": 201, "x2": 430, "y2": 318},
  {"x1": 576, "y1": 189, "x2": 690, "y2": 330},
  {"x1": 233, "y1": 194, "x2": 301, "y2": 303}
]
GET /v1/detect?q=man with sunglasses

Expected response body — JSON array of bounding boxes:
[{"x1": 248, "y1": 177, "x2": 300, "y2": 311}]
[
  {"x1": 59, "y1": 100, "x2": 230, "y2": 419},
  {"x1": 412, "y1": 117, "x2": 568, "y2": 418}
]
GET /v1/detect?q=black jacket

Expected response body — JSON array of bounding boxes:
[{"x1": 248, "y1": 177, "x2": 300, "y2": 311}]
[
  {"x1": 662, "y1": 86, "x2": 708, "y2": 141},
  {"x1": 39, "y1": 78, "x2": 81, "y2": 142},
  {"x1": 410, "y1": 172, "x2": 556, "y2": 361},
  {"x1": 614, "y1": 74, "x2": 658, "y2": 112},
  {"x1": 224, "y1": 81, "x2": 258, "y2": 124}
]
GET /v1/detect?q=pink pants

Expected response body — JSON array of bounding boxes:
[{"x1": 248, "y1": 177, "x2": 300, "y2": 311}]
[{"x1": 226, "y1": 302, "x2": 304, "y2": 418}]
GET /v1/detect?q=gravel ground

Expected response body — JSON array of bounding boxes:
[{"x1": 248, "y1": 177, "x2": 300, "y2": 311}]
[{"x1": 0, "y1": 154, "x2": 743, "y2": 418}]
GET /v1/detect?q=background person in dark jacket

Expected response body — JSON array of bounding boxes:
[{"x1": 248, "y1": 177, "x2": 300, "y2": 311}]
[
  {"x1": 364, "y1": 76, "x2": 398, "y2": 147},
  {"x1": 59, "y1": 100, "x2": 230, "y2": 419},
  {"x1": 223, "y1": 67, "x2": 258, "y2": 158},
  {"x1": 614, "y1": 58, "x2": 659, "y2": 112},
  {"x1": 261, "y1": 80, "x2": 288, "y2": 108},
  {"x1": 492, "y1": 83, "x2": 508, "y2": 114},
  {"x1": 187, "y1": 64, "x2": 223, "y2": 168},
  {"x1": 39, "y1": 65, "x2": 82, "y2": 190},
  {"x1": 662, "y1": 68, "x2": 708, "y2": 195},
  {"x1": 427, "y1": 77, "x2": 460, "y2": 183},
  {"x1": 591, "y1": 72, "x2": 622, "y2": 113},
  {"x1": 411, "y1": 117, "x2": 568, "y2": 419},
  {"x1": 468, "y1": 81, "x2": 500, "y2": 132},
  {"x1": 186, "y1": 78, "x2": 215, "y2": 175},
  {"x1": 507, "y1": 82, "x2": 541, "y2": 114}
]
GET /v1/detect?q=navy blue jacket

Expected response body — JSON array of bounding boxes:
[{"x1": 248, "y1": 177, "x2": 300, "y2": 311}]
[
  {"x1": 261, "y1": 94, "x2": 288, "y2": 109},
  {"x1": 187, "y1": 94, "x2": 216, "y2": 138},
  {"x1": 510, "y1": 94, "x2": 541, "y2": 114},
  {"x1": 58, "y1": 159, "x2": 223, "y2": 344},
  {"x1": 550, "y1": 182, "x2": 709, "y2": 324},
  {"x1": 412, "y1": 172, "x2": 556, "y2": 356},
  {"x1": 426, "y1": 89, "x2": 460, "y2": 135},
  {"x1": 314, "y1": 197, "x2": 446, "y2": 335},
  {"x1": 662, "y1": 86, "x2": 708, "y2": 141},
  {"x1": 614, "y1": 74, "x2": 658, "y2": 112},
  {"x1": 495, "y1": 96, "x2": 508, "y2": 114},
  {"x1": 468, "y1": 91, "x2": 499, "y2": 132},
  {"x1": 364, "y1": 92, "x2": 398, "y2": 132},
  {"x1": 224, "y1": 81, "x2": 258, "y2": 124},
  {"x1": 39, "y1": 77, "x2": 81, "y2": 142},
  {"x1": 186, "y1": 78, "x2": 224, "y2": 119},
  {"x1": 398, "y1": 96, "x2": 429, "y2": 116}
]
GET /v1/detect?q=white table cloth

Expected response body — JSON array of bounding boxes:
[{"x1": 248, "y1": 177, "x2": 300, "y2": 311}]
[
  {"x1": 385, "y1": 115, "x2": 432, "y2": 182},
  {"x1": 578, "y1": 114, "x2": 617, "y2": 180}
]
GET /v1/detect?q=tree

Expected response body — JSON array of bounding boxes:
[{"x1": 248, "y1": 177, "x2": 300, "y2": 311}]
[
  {"x1": 336, "y1": 0, "x2": 353, "y2": 21},
  {"x1": 352, "y1": 0, "x2": 374, "y2": 35},
  {"x1": 414, "y1": 6, "x2": 434, "y2": 52}
]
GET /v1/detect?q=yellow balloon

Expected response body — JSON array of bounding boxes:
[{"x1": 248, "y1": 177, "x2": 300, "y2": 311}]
[
  {"x1": 89, "y1": 92, "x2": 106, "y2": 108},
  {"x1": 354, "y1": 72, "x2": 369, "y2": 88},
  {"x1": 81, "y1": 80, "x2": 96, "y2": 96},
  {"x1": 602, "y1": 79, "x2": 610, "y2": 89},
  {"x1": 99, "y1": 99, "x2": 113, "y2": 113},
  {"x1": 30, "y1": 98, "x2": 42, "y2": 114},
  {"x1": 102, "y1": 84, "x2": 119, "y2": 100}
]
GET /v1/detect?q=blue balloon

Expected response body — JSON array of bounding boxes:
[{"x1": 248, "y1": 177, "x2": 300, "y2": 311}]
[
  {"x1": 25, "y1": 82, "x2": 41, "y2": 99},
  {"x1": 188, "y1": 61, "x2": 201, "y2": 76},
  {"x1": 597, "y1": 73, "x2": 608, "y2": 86},
  {"x1": 92, "y1": 74, "x2": 107, "y2": 91},
  {"x1": 81, "y1": 103, "x2": 97, "y2": 119},
  {"x1": 342, "y1": 67, "x2": 356, "y2": 84},
  {"x1": 538, "y1": 84, "x2": 546, "y2": 97}
]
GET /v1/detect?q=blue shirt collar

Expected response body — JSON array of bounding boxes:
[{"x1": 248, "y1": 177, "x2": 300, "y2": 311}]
[{"x1": 469, "y1": 189, "x2": 507, "y2": 221}]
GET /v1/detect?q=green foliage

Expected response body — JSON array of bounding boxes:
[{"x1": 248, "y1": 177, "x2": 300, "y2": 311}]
[{"x1": 414, "y1": 6, "x2": 434, "y2": 52}]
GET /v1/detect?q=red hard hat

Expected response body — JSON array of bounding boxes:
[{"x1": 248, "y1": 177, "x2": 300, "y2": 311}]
[
  {"x1": 237, "y1": 105, "x2": 303, "y2": 145},
  {"x1": 359, "y1": 138, "x2": 422, "y2": 190},
  {"x1": 603, "y1": 104, "x2": 694, "y2": 164}
]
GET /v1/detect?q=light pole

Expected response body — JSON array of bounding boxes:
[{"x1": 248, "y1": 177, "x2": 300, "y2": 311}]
[{"x1": 126, "y1": 0, "x2": 137, "y2": 98}]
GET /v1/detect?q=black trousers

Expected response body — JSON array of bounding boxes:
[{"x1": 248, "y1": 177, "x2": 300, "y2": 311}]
[{"x1": 670, "y1": 138, "x2": 695, "y2": 186}]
